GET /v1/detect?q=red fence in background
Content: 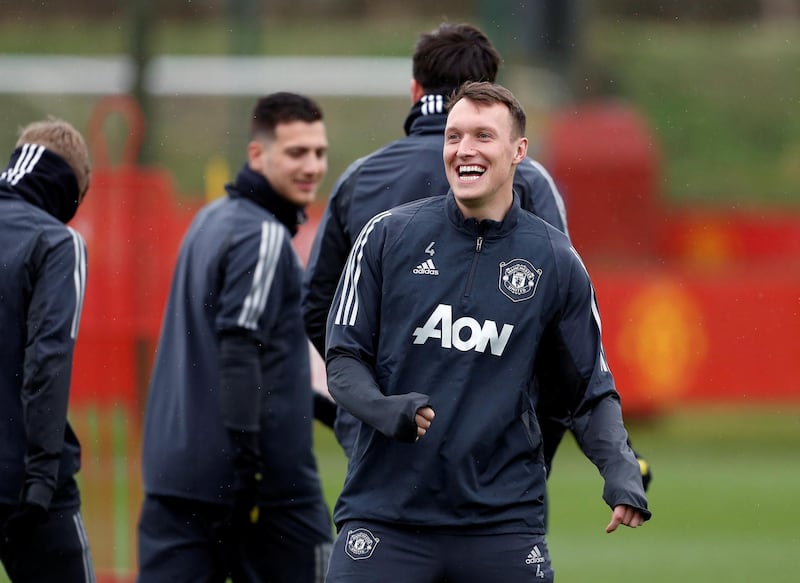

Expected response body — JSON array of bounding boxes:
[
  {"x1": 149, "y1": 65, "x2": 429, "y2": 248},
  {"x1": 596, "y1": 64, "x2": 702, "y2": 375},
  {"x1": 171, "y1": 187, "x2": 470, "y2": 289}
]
[
  {"x1": 539, "y1": 99, "x2": 799, "y2": 414},
  {"x1": 593, "y1": 267, "x2": 800, "y2": 415},
  {"x1": 660, "y1": 209, "x2": 800, "y2": 267}
]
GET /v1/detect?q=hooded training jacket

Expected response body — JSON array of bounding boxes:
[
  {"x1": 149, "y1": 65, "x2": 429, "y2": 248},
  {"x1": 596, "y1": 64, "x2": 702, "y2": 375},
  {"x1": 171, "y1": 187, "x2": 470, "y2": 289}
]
[
  {"x1": 0, "y1": 144, "x2": 86, "y2": 511},
  {"x1": 325, "y1": 193, "x2": 650, "y2": 533},
  {"x1": 141, "y1": 164, "x2": 328, "y2": 511}
]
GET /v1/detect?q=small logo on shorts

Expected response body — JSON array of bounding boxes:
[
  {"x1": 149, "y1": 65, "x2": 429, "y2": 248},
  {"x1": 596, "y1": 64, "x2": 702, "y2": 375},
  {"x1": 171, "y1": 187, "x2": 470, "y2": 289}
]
[
  {"x1": 345, "y1": 528, "x2": 380, "y2": 560},
  {"x1": 525, "y1": 545, "x2": 545, "y2": 565}
]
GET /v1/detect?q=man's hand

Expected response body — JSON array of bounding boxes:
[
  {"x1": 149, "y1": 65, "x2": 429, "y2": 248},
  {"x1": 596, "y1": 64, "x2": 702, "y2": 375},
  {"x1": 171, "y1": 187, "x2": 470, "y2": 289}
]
[
  {"x1": 415, "y1": 406, "x2": 435, "y2": 440},
  {"x1": 605, "y1": 504, "x2": 646, "y2": 533},
  {"x1": 2, "y1": 502, "x2": 48, "y2": 546}
]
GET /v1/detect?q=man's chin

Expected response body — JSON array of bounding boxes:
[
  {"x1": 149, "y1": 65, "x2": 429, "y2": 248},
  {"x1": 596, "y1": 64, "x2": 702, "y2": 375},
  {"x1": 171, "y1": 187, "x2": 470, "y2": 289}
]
[
  {"x1": 453, "y1": 189, "x2": 485, "y2": 207},
  {"x1": 288, "y1": 191, "x2": 317, "y2": 207}
]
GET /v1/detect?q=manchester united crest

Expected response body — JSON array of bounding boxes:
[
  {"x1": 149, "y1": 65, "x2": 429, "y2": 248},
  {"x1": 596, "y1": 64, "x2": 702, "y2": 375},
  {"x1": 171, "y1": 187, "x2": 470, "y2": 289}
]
[
  {"x1": 345, "y1": 528, "x2": 380, "y2": 560},
  {"x1": 499, "y1": 259, "x2": 541, "y2": 302}
]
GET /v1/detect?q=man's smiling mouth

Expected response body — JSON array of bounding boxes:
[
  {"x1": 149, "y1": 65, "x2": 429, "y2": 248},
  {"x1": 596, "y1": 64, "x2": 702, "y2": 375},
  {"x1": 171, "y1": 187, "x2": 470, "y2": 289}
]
[{"x1": 458, "y1": 165, "x2": 486, "y2": 181}]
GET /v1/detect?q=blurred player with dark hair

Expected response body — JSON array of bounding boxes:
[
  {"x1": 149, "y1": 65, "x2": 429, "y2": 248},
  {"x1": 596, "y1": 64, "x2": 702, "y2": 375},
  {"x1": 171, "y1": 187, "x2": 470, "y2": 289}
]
[
  {"x1": 138, "y1": 92, "x2": 332, "y2": 582},
  {"x1": 0, "y1": 117, "x2": 95, "y2": 582}
]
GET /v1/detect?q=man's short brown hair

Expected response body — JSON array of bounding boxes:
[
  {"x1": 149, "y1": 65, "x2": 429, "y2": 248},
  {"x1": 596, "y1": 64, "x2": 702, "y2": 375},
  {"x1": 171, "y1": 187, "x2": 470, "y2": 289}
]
[
  {"x1": 447, "y1": 81, "x2": 527, "y2": 139},
  {"x1": 250, "y1": 92, "x2": 324, "y2": 142},
  {"x1": 17, "y1": 117, "x2": 91, "y2": 198}
]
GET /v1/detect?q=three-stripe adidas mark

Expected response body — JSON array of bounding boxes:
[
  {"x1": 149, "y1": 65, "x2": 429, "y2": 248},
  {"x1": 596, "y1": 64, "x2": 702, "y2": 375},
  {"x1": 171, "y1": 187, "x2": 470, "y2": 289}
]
[
  {"x1": 412, "y1": 258, "x2": 439, "y2": 276},
  {"x1": 525, "y1": 545, "x2": 545, "y2": 565},
  {"x1": 0, "y1": 143, "x2": 45, "y2": 185}
]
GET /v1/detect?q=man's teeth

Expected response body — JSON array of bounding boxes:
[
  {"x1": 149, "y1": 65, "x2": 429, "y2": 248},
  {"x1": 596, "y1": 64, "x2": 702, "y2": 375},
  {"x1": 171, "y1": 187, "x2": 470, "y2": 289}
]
[{"x1": 458, "y1": 165, "x2": 485, "y2": 176}]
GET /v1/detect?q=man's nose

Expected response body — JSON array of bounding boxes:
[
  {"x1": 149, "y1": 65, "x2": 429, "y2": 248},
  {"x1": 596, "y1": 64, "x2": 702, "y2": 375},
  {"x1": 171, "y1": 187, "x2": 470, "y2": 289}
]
[
  {"x1": 457, "y1": 137, "x2": 476, "y2": 157},
  {"x1": 303, "y1": 154, "x2": 326, "y2": 175}
]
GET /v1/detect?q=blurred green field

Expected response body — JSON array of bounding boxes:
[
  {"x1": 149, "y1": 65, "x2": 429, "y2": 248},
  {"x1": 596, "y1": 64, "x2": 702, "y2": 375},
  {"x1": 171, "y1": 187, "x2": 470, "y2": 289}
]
[{"x1": 1, "y1": 404, "x2": 799, "y2": 581}]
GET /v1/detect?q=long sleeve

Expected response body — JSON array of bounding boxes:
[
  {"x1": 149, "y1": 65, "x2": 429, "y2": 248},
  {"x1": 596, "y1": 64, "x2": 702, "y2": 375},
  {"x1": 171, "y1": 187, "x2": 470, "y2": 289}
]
[
  {"x1": 215, "y1": 220, "x2": 291, "y2": 433},
  {"x1": 326, "y1": 354, "x2": 429, "y2": 443},
  {"x1": 22, "y1": 227, "x2": 86, "y2": 510},
  {"x1": 302, "y1": 175, "x2": 355, "y2": 358},
  {"x1": 572, "y1": 395, "x2": 650, "y2": 517},
  {"x1": 325, "y1": 209, "x2": 429, "y2": 443},
  {"x1": 218, "y1": 331, "x2": 262, "y2": 433},
  {"x1": 540, "y1": 245, "x2": 650, "y2": 519}
]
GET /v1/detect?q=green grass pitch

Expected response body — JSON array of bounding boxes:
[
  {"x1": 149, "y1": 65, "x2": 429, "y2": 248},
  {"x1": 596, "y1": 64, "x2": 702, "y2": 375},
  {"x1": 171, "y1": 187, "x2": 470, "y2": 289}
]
[
  {"x1": 315, "y1": 404, "x2": 800, "y2": 582},
  {"x1": 1, "y1": 405, "x2": 797, "y2": 582}
]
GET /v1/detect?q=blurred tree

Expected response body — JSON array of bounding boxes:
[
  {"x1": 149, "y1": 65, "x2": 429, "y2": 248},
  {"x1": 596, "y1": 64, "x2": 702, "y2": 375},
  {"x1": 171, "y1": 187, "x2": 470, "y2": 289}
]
[
  {"x1": 523, "y1": 0, "x2": 584, "y2": 88},
  {"x1": 596, "y1": 0, "x2": 760, "y2": 20},
  {"x1": 228, "y1": 0, "x2": 263, "y2": 54},
  {"x1": 129, "y1": 0, "x2": 155, "y2": 165},
  {"x1": 475, "y1": 0, "x2": 585, "y2": 93},
  {"x1": 760, "y1": 0, "x2": 799, "y2": 20},
  {"x1": 224, "y1": 0, "x2": 265, "y2": 182}
]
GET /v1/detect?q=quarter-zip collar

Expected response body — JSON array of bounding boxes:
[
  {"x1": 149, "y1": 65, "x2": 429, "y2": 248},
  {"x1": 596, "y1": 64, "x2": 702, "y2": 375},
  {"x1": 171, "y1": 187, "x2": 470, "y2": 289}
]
[
  {"x1": 225, "y1": 163, "x2": 307, "y2": 237},
  {"x1": 445, "y1": 190, "x2": 521, "y2": 240}
]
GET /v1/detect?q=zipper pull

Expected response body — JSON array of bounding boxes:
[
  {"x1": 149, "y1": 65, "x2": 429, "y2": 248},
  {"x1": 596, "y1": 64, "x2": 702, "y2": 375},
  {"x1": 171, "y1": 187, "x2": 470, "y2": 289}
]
[{"x1": 476, "y1": 236, "x2": 484, "y2": 252}]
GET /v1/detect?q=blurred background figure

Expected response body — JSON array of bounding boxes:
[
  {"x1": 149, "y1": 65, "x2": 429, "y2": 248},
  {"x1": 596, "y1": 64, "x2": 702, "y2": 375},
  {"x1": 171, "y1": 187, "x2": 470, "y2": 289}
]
[
  {"x1": 137, "y1": 93, "x2": 332, "y2": 583},
  {"x1": 0, "y1": 118, "x2": 95, "y2": 583}
]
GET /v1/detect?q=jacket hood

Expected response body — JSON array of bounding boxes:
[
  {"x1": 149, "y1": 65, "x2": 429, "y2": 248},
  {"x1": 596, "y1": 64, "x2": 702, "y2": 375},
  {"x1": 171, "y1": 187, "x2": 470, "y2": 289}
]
[
  {"x1": 225, "y1": 163, "x2": 307, "y2": 236},
  {"x1": 403, "y1": 92, "x2": 453, "y2": 136},
  {"x1": 0, "y1": 144, "x2": 81, "y2": 224}
]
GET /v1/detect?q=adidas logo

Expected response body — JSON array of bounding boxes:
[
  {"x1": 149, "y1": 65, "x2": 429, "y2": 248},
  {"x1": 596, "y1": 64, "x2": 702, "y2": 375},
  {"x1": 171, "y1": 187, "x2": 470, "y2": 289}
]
[
  {"x1": 525, "y1": 545, "x2": 545, "y2": 565},
  {"x1": 412, "y1": 258, "x2": 439, "y2": 276}
]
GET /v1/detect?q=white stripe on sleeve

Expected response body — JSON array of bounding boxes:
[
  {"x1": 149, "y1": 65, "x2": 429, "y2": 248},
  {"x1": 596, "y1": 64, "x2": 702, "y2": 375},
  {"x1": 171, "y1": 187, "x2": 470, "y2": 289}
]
[
  {"x1": 570, "y1": 246, "x2": 610, "y2": 372},
  {"x1": 237, "y1": 221, "x2": 283, "y2": 330},
  {"x1": 527, "y1": 158, "x2": 569, "y2": 237},
  {"x1": 67, "y1": 227, "x2": 87, "y2": 340},
  {"x1": 333, "y1": 210, "x2": 391, "y2": 327}
]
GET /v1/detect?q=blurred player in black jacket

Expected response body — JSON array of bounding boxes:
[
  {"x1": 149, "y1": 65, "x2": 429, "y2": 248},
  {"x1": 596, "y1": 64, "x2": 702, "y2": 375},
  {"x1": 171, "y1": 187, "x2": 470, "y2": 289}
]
[
  {"x1": 138, "y1": 93, "x2": 332, "y2": 583},
  {"x1": 0, "y1": 118, "x2": 94, "y2": 582}
]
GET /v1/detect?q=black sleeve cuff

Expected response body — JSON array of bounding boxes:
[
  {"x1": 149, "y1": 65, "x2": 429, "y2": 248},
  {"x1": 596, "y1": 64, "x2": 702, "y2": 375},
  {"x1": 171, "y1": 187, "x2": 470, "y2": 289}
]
[
  {"x1": 313, "y1": 393, "x2": 337, "y2": 428},
  {"x1": 21, "y1": 481, "x2": 53, "y2": 511}
]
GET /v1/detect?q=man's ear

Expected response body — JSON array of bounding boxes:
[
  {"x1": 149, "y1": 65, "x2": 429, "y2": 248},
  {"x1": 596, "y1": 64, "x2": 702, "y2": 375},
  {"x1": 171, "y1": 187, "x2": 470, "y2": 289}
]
[
  {"x1": 247, "y1": 140, "x2": 263, "y2": 171},
  {"x1": 410, "y1": 79, "x2": 425, "y2": 104},
  {"x1": 512, "y1": 137, "x2": 529, "y2": 165}
]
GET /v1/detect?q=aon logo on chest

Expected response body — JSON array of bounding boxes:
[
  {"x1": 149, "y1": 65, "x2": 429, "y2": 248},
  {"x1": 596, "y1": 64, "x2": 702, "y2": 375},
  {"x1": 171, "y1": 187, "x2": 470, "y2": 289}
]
[{"x1": 412, "y1": 303, "x2": 514, "y2": 356}]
